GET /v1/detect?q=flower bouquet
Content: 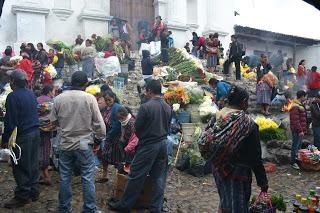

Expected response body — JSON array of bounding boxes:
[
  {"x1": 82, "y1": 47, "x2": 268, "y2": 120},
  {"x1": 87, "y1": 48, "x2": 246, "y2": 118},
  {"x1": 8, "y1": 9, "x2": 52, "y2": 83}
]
[
  {"x1": 85, "y1": 85, "x2": 101, "y2": 95},
  {"x1": 9, "y1": 56, "x2": 23, "y2": 67},
  {"x1": 164, "y1": 86, "x2": 190, "y2": 106},
  {"x1": 44, "y1": 64, "x2": 57, "y2": 79}
]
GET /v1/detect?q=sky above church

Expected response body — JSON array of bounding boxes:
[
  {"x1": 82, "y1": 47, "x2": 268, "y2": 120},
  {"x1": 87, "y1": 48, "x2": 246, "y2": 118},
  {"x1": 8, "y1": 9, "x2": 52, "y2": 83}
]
[{"x1": 235, "y1": 0, "x2": 320, "y2": 40}]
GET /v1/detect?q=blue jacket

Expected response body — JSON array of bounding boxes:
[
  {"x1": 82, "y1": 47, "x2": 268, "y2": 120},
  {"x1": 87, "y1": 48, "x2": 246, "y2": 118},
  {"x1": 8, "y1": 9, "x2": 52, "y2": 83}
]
[
  {"x1": 106, "y1": 102, "x2": 121, "y2": 141},
  {"x1": 216, "y1": 81, "x2": 232, "y2": 102},
  {"x1": 2, "y1": 88, "x2": 39, "y2": 144}
]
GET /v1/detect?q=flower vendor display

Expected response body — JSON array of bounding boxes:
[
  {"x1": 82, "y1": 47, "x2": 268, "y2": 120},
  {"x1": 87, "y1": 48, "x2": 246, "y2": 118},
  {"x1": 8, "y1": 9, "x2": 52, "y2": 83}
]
[
  {"x1": 254, "y1": 116, "x2": 287, "y2": 141},
  {"x1": 154, "y1": 48, "x2": 209, "y2": 85},
  {"x1": 164, "y1": 86, "x2": 190, "y2": 106},
  {"x1": 85, "y1": 85, "x2": 101, "y2": 95},
  {"x1": 199, "y1": 96, "x2": 219, "y2": 123},
  {"x1": 9, "y1": 56, "x2": 23, "y2": 67},
  {"x1": 44, "y1": 64, "x2": 57, "y2": 78},
  {"x1": 47, "y1": 40, "x2": 77, "y2": 66},
  {"x1": 240, "y1": 64, "x2": 257, "y2": 80}
]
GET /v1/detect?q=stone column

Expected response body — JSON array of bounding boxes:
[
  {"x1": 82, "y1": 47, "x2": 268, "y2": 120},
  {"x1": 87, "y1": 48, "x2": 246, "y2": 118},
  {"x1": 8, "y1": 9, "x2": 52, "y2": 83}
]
[
  {"x1": 11, "y1": 0, "x2": 49, "y2": 50},
  {"x1": 52, "y1": 0, "x2": 73, "y2": 21},
  {"x1": 78, "y1": 0, "x2": 112, "y2": 39},
  {"x1": 166, "y1": 0, "x2": 188, "y2": 48},
  {"x1": 153, "y1": 0, "x2": 168, "y2": 19}
]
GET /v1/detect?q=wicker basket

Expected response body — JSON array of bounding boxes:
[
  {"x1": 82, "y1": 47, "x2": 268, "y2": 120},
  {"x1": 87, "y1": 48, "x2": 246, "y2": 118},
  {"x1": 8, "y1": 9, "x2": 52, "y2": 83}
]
[{"x1": 300, "y1": 161, "x2": 320, "y2": 171}]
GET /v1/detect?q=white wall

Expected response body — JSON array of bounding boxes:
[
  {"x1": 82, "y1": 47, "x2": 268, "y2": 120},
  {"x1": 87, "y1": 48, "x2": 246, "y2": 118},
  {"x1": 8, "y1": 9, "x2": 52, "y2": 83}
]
[
  {"x1": 238, "y1": 39, "x2": 294, "y2": 59},
  {"x1": 296, "y1": 45, "x2": 320, "y2": 69}
]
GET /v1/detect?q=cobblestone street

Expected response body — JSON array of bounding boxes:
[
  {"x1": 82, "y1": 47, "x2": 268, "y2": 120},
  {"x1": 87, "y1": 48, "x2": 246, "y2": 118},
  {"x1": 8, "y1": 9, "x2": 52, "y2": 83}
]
[{"x1": 0, "y1": 162, "x2": 319, "y2": 212}]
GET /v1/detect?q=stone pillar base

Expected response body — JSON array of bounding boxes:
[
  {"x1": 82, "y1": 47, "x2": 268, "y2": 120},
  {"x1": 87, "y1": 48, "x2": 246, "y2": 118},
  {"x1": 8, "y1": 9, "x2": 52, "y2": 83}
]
[
  {"x1": 11, "y1": 5, "x2": 49, "y2": 47},
  {"x1": 78, "y1": 11, "x2": 112, "y2": 39}
]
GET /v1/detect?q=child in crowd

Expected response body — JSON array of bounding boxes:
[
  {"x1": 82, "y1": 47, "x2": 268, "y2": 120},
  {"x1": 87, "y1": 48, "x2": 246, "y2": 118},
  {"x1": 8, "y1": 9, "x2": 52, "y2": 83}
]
[
  {"x1": 48, "y1": 49, "x2": 55, "y2": 64},
  {"x1": 184, "y1": 42, "x2": 190, "y2": 53},
  {"x1": 117, "y1": 107, "x2": 138, "y2": 173},
  {"x1": 52, "y1": 47, "x2": 65, "y2": 78},
  {"x1": 290, "y1": 90, "x2": 307, "y2": 170},
  {"x1": 37, "y1": 85, "x2": 56, "y2": 185}
]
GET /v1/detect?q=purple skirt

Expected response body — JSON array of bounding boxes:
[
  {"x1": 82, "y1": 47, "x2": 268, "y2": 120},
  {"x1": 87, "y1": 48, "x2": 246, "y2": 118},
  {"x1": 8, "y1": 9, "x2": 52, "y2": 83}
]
[
  {"x1": 39, "y1": 132, "x2": 52, "y2": 169},
  {"x1": 256, "y1": 82, "x2": 272, "y2": 105}
]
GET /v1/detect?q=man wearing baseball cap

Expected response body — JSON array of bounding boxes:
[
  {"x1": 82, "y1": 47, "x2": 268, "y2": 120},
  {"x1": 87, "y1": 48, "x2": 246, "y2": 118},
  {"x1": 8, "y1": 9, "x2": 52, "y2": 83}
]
[{"x1": 1, "y1": 69, "x2": 40, "y2": 208}]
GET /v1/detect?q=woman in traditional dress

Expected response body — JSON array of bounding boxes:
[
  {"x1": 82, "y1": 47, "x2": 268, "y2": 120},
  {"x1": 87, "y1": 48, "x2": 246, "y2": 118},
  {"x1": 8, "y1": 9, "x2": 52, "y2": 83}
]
[
  {"x1": 81, "y1": 39, "x2": 96, "y2": 79},
  {"x1": 96, "y1": 89, "x2": 122, "y2": 182},
  {"x1": 117, "y1": 107, "x2": 138, "y2": 169},
  {"x1": 296, "y1": 59, "x2": 307, "y2": 90},
  {"x1": 199, "y1": 86, "x2": 268, "y2": 212},
  {"x1": 206, "y1": 33, "x2": 220, "y2": 73},
  {"x1": 37, "y1": 84, "x2": 56, "y2": 185},
  {"x1": 256, "y1": 54, "x2": 274, "y2": 115},
  {"x1": 35, "y1": 42, "x2": 48, "y2": 66}
]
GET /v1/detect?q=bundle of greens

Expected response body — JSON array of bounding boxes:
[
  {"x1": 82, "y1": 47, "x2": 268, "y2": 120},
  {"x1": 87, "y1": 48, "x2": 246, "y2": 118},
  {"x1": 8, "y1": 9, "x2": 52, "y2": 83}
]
[
  {"x1": 259, "y1": 127, "x2": 288, "y2": 142},
  {"x1": 250, "y1": 194, "x2": 286, "y2": 211},
  {"x1": 94, "y1": 35, "x2": 112, "y2": 52}
]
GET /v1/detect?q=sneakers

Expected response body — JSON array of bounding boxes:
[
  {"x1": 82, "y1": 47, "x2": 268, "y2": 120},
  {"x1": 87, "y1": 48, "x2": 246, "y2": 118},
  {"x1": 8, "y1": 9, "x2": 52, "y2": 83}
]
[
  {"x1": 4, "y1": 198, "x2": 31, "y2": 209},
  {"x1": 292, "y1": 163, "x2": 300, "y2": 170}
]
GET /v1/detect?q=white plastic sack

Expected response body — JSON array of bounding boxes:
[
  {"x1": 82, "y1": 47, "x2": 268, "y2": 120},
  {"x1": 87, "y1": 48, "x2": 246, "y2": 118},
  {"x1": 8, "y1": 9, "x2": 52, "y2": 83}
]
[
  {"x1": 150, "y1": 41, "x2": 161, "y2": 56},
  {"x1": 139, "y1": 43, "x2": 151, "y2": 56},
  {"x1": 0, "y1": 148, "x2": 11, "y2": 162},
  {"x1": 95, "y1": 56, "x2": 121, "y2": 77}
]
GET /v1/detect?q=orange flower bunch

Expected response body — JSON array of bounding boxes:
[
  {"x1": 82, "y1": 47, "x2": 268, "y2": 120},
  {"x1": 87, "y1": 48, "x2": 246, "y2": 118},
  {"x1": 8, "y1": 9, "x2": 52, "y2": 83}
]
[{"x1": 164, "y1": 86, "x2": 190, "y2": 105}]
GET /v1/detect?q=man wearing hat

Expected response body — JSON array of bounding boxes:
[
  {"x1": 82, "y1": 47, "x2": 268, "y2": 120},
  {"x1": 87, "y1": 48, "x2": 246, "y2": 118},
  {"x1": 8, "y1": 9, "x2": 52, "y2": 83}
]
[
  {"x1": 311, "y1": 91, "x2": 320, "y2": 149},
  {"x1": 1, "y1": 69, "x2": 40, "y2": 208},
  {"x1": 50, "y1": 71, "x2": 106, "y2": 212}
]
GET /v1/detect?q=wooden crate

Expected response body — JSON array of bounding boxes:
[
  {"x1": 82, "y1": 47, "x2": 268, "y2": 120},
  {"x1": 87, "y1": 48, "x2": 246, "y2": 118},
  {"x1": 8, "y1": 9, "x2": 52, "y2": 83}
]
[{"x1": 114, "y1": 173, "x2": 152, "y2": 208}]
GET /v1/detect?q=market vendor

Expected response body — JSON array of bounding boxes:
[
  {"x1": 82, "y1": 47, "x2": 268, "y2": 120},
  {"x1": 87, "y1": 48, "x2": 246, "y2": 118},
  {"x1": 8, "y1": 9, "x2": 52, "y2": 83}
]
[
  {"x1": 141, "y1": 50, "x2": 160, "y2": 82},
  {"x1": 208, "y1": 77, "x2": 232, "y2": 109}
]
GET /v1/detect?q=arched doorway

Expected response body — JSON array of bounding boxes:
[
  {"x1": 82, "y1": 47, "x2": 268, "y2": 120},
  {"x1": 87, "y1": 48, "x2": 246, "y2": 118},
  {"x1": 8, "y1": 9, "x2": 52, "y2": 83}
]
[{"x1": 110, "y1": 0, "x2": 155, "y2": 49}]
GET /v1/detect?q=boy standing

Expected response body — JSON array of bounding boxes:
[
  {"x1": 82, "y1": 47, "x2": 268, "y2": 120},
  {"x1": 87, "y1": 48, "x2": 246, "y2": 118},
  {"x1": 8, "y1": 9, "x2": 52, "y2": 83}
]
[{"x1": 290, "y1": 90, "x2": 307, "y2": 170}]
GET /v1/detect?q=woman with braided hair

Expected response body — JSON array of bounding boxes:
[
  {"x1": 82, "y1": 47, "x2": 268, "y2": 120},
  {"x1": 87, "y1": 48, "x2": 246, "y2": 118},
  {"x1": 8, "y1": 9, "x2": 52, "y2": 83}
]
[{"x1": 198, "y1": 86, "x2": 268, "y2": 212}]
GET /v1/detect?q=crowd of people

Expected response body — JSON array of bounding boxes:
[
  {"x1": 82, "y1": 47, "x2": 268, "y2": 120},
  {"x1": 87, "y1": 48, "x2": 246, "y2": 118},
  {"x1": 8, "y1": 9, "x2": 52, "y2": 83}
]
[{"x1": 1, "y1": 15, "x2": 320, "y2": 213}]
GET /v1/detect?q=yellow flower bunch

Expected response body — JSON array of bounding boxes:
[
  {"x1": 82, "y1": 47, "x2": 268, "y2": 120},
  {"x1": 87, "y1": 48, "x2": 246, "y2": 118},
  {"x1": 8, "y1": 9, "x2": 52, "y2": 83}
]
[
  {"x1": 255, "y1": 116, "x2": 278, "y2": 131},
  {"x1": 85, "y1": 85, "x2": 101, "y2": 95},
  {"x1": 241, "y1": 65, "x2": 256, "y2": 80}
]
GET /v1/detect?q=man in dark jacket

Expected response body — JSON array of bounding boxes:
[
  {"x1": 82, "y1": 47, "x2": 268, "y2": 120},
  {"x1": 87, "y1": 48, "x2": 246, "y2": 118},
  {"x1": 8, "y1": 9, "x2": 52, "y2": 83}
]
[
  {"x1": 224, "y1": 35, "x2": 244, "y2": 80},
  {"x1": 1, "y1": 69, "x2": 40, "y2": 208},
  {"x1": 290, "y1": 90, "x2": 307, "y2": 170},
  {"x1": 109, "y1": 79, "x2": 172, "y2": 213},
  {"x1": 311, "y1": 92, "x2": 320, "y2": 149},
  {"x1": 141, "y1": 50, "x2": 160, "y2": 82}
]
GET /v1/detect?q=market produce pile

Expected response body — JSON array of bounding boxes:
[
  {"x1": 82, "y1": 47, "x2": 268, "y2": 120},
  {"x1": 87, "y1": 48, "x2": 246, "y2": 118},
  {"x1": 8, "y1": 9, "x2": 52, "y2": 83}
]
[
  {"x1": 254, "y1": 116, "x2": 288, "y2": 141},
  {"x1": 154, "y1": 48, "x2": 213, "y2": 84}
]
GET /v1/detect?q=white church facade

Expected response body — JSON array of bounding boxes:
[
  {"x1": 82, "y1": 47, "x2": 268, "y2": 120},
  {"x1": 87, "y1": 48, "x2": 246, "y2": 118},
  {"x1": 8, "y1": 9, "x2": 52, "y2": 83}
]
[{"x1": 0, "y1": 0, "x2": 235, "y2": 51}]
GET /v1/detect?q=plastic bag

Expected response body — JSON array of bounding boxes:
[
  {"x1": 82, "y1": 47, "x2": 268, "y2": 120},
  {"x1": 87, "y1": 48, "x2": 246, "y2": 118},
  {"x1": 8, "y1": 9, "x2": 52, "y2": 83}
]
[
  {"x1": 0, "y1": 148, "x2": 11, "y2": 162},
  {"x1": 139, "y1": 43, "x2": 151, "y2": 56},
  {"x1": 150, "y1": 41, "x2": 161, "y2": 56},
  {"x1": 95, "y1": 56, "x2": 121, "y2": 77}
]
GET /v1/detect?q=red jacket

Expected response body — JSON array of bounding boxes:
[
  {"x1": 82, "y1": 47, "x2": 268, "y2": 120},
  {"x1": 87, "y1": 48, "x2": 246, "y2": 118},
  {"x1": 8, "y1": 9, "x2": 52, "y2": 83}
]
[
  {"x1": 290, "y1": 100, "x2": 307, "y2": 133},
  {"x1": 307, "y1": 72, "x2": 320, "y2": 90},
  {"x1": 16, "y1": 59, "x2": 33, "y2": 81}
]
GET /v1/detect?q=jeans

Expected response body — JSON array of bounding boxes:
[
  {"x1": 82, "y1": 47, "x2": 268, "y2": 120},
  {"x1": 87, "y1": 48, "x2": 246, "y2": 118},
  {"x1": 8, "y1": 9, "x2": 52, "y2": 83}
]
[
  {"x1": 59, "y1": 147, "x2": 96, "y2": 213},
  {"x1": 119, "y1": 140, "x2": 168, "y2": 212},
  {"x1": 167, "y1": 136, "x2": 174, "y2": 165},
  {"x1": 313, "y1": 127, "x2": 320, "y2": 149},
  {"x1": 291, "y1": 131, "x2": 303, "y2": 164},
  {"x1": 12, "y1": 130, "x2": 40, "y2": 201}
]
